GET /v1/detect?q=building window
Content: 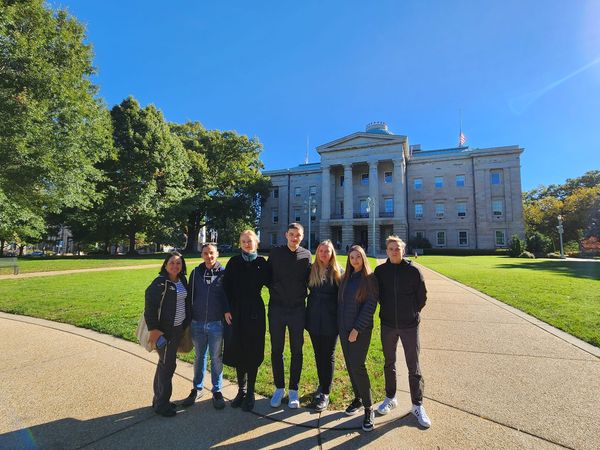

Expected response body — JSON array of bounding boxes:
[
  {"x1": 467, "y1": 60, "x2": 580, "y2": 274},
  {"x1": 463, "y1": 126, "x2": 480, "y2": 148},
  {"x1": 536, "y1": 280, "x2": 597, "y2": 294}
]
[
  {"x1": 492, "y1": 200, "x2": 504, "y2": 216},
  {"x1": 361, "y1": 173, "x2": 369, "y2": 185},
  {"x1": 457, "y1": 202, "x2": 467, "y2": 217},
  {"x1": 384, "y1": 198, "x2": 394, "y2": 213},
  {"x1": 495, "y1": 230, "x2": 506, "y2": 246},
  {"x1": 491, "y1": 170, "x2": 503, "y2": 185},
  {"x1": 436, "y1": 231, "x2": 446, "y2": 246},
  {"x1": 272, "y1": 187, "x2": 279, "y2": 198},
  {"x1": 294, "y1": 208, "x2": 301, "y2": 222},
  {"x1": 435, "y1": 177, "x2": 444, "y2": 188},
  {"x1": 309, "y1": 185, "x2": 317, "y2": 196},
  {"x1": 456, "y1": 175, "x2": 465, "y2": 187},
  {"x1": 415, "y1": 203, "x2": 423, "y2": 218},
  {"x1": 415, "y1": 231, "x2": 425, "y2": 239},
  {"x1": 384, "y1": 171, "x2": 392, "y2": 183},
  {"x1": 414, "y1": 178, "x2": 423, "y2": 190},
  {"x1": 340, "y1": 175, "x2": 344, "y2": 187},
  {"x1": 294, "y1": 187, "x2": 301, "y2": 197},
  {"x1": 360, "y1": 199, "x2": 369, "y2": 215},
  {"x1": 458, "y1": 231, "x2": 468, "y2": 246},
  {"x1": 435, "y1": 203, "x2": 445, "y2": 218},
  {"x1": 270, "y1": 233, "x2": 277, "y2": 246},
  {"x1": 272, "y1": 208, "x2": 279, "y2": 224}
]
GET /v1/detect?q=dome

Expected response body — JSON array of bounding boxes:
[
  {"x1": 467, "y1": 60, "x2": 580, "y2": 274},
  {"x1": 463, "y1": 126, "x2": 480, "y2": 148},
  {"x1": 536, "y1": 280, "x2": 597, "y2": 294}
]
[{"x1": 365, "y1": 121, "x2": 392, "y2": 135}]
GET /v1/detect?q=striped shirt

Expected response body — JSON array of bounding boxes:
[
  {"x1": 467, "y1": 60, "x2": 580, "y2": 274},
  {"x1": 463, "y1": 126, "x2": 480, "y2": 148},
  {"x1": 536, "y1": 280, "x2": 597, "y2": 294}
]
[{"x1": 173, "y1": 280, "x2": 187, "y2": 326}]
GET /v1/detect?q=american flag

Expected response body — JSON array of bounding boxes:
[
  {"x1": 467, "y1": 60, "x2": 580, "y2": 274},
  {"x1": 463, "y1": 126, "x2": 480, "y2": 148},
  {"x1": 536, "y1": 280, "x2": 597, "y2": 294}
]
[{"x1": 459, "y1": 131, "x2": 466, "y2": 146}]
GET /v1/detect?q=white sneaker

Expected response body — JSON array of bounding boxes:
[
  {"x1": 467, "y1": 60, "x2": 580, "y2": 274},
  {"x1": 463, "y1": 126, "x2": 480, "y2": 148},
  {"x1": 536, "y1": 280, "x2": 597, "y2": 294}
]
[
  {"x1": 270, "y1": 388, "x2": 285, "y2": 408},
  {"x1": 288, "y1": 389, "x2": 300, "y2": 409},
  {"x1": 411, "y1": 404, "x2": 431, "y2": 428},
  {"x1": 377, "y1": 397, "x2": 398, "y2": 415}
]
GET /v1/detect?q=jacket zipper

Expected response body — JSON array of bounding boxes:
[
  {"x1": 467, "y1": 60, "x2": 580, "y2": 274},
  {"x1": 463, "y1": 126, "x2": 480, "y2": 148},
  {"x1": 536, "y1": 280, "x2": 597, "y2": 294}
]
[{"x1": 394, "y1": 264, "x2": 398, "y2": 328}]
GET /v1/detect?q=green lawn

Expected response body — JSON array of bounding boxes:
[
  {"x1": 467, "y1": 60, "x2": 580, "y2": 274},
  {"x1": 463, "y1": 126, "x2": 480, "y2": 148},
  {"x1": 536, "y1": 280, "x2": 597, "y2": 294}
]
[
  {"x1": 0, "y1": 254, "x2": 207, "y2": 275},
  {"x1": 0, "y1": 255, "x2": 384, "y2": 409},
  {"x1": 416, "y1": 255, "x2": 600, "y2": 347}
]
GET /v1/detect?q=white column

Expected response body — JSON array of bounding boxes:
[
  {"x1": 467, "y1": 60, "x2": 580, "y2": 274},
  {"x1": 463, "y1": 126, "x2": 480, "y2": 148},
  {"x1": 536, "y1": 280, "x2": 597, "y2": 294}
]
[
  {"x1": 368, "y1": 161, "x2": 379, "y2": 218},
  {"x1": 343, "y1": 164, "x2": 353, "y2": 220},
  {"x1": 393, "y1": 158, "x2": 405, "y2": 221},
  {"x1": 321, "y1": 164, "x2": 331, "y2": 220}
]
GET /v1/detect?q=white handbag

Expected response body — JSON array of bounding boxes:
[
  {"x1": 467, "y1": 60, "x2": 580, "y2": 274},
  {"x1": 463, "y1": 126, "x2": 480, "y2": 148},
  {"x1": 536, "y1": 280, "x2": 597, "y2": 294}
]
[{"x1": 137, "y1": 283, "x2": 168, "y2": 352}]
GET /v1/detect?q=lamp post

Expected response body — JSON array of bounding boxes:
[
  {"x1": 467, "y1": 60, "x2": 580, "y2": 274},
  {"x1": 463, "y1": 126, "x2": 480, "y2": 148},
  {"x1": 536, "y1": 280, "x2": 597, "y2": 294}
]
[
  {"x1": 557, "y1": 215, "x2": 565, "y2": 259},
  {"x1": 366, "y1": 196, "x2": 376, "y2": 257},
  {"x1": 304, "y1": 197, "x2": 317, "y2": 251}
]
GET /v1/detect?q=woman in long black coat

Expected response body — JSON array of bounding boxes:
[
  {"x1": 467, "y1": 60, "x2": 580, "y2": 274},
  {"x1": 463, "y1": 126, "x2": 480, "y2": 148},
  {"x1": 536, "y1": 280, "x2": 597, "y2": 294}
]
[{"x1": 223, "y1": 229, "x2": 271, "y2": 411}]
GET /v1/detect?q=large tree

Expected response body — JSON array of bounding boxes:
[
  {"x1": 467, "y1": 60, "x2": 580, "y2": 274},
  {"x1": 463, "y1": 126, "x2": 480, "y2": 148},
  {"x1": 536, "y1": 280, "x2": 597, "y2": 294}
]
[
  {"x1": 171, "y1": 122, "x2": 270, "y2": 252},
  {"x1": 0, "y1": 0, "x2": 113, "y2": 244},
  {"x1": 99, "y1": 97, "x2": 191, "y2": 254}
]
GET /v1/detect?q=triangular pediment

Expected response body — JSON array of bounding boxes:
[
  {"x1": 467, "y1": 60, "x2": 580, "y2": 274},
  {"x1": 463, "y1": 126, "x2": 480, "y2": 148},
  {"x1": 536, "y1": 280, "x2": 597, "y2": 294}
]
[{"x1": 317, "y1": 132, "x2": 405, "y2": 154}]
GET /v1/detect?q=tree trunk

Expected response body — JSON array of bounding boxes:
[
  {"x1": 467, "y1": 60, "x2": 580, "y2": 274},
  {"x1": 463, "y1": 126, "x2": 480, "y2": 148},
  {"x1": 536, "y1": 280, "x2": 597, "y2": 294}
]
[
  {"x1": 183, "y1": 211, "x2": 202, "y2": 253},
  {"x1": 19, "y1": 245, "x2": 24, "y2": 256},
  {"x1": 128, "y1": 231, "x2": 137, "y2": 255},
  {"x1": 0, "y1": 239, "x2": 4, "y2": 256}
]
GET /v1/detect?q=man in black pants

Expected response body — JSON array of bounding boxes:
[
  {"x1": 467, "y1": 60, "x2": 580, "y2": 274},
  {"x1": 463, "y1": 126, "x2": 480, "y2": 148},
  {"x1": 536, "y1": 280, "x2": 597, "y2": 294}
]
[
  {"x1": 267, "y1": 223, "x2": 311, "y2": 408},
  {"x1": 374, "y1": 235, "x2": 431, "y2": 428}
]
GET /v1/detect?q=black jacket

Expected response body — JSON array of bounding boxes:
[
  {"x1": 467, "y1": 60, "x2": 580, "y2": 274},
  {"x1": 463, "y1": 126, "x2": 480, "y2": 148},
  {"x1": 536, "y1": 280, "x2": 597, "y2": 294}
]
[
  {"x1": 375, "y1": 259, "x2": 427, "y2": 329},
  {"x1": 144, "y1": 274, "x2": 192, "y2": 339},
  {"x1": 305, "y1": 280, "x2": 339, "y2": 336},
  {"x1": 267, "y1": 245, "x2": 311, "y2": 309}
]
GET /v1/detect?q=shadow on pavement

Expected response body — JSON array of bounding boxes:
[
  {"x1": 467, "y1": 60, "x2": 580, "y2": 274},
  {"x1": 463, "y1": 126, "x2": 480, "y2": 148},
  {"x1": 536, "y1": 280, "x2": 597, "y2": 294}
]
[{"x1": 497, "y1": 260, "x2": 600, "y2": 280}]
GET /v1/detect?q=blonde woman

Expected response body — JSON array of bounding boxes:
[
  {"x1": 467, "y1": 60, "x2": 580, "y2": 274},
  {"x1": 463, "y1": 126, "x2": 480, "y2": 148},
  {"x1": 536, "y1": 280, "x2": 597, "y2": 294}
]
[
  {"x1": 338, "y1": 245, "x2": 378, "y2": 432},
  {"x1": 305, "y1": 240, "x2": 343, "y2": 411},
  {"x1": 223, "y1": 230, "x2": 271, "y2": 412}
]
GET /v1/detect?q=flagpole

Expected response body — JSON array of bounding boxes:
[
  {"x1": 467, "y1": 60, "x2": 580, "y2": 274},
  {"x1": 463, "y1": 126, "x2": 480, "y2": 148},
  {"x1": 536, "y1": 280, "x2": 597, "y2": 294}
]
[
  {"x1": 305, "y1": 136, "x2": 309, "y2": 164},
  {"x1": 459, "y1": 109, "x2": 462, "y2": 147}
]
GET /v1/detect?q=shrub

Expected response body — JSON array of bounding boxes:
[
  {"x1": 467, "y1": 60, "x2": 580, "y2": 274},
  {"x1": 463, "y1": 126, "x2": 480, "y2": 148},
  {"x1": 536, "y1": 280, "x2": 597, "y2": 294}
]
[
  {"x1": 508, "y1": 234, "x2": 525, "y2": 257},
  {"x1": 526, "y1": 231, "x2": 553, "y2": 256},
  {"x1": 408, "y1": 236, "x2": 432, "y2": 250},
  {"x1": 519, "y1": 251, "x2": 535, "y2": 258}
]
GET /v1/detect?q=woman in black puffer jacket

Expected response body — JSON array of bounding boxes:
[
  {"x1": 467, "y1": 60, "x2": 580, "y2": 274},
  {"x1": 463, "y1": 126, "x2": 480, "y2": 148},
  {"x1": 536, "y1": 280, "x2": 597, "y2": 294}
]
[{"x1": 305, "y1": 240, "x2": 343, "y2": 412}]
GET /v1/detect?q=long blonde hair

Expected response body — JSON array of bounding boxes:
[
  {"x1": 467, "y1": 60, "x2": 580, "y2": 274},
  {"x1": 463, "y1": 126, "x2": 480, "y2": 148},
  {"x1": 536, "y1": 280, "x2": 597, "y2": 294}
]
[
  {"x1": 339, "y1": 245, "x2": 377, "y2": 303},
  {"x1": 308, "y1": 240, "x2": 342, "y2": 287}
]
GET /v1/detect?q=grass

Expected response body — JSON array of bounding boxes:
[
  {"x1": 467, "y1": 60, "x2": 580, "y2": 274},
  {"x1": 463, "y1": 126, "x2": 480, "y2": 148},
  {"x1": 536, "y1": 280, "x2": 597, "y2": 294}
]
[
  {"x1": 0, "y1": 254, "x2": 207, "y2": 275},
  {"x1": 0, "y1": 255, "x2": 385, "y2": 409},
  {"x1": 415, "y1": 255, "x2": 600, "y2": 347}
]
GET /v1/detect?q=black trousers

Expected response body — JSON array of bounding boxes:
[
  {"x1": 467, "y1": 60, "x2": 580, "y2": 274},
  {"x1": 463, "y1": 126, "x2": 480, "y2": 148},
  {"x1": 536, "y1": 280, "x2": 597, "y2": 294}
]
[
  {"x1": 381, "y1": 324, "x2": 424, "y2": 405},
  {"x1": 309, "y1": 332, "x2": 338, "y2": 395},
  {"x1": 340, "y1": 328, "x2": 373, "y2": 408},
  {"x1": 236, "y1": 366, "x2": 258, "y2": 394},
  {"x1": 152, "y1": 324, "x2": 183, "y2": 412},
  {"x1": 268, "y1": 305, "x2": 305, "y2": 390}
]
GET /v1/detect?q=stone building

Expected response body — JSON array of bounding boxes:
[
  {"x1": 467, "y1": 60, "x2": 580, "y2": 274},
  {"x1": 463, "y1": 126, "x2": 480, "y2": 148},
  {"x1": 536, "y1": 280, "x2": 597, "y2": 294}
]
[{"x1": 259, "y1": 122, "x2": 525, "y2": 253}]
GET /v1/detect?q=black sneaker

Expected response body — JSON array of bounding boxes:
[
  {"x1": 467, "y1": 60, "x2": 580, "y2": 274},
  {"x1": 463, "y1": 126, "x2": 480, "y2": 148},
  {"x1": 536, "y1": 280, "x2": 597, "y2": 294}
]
[
  {"x1": 362, "y1": 408, "x2": 374, "y2": 432},
  {"x1": 241, "y1": 392, "x2": 255, "y2": 412},
  {"x1": 345, "y1": 398, "x2": 363, "y2": 416},
  {"x1": 213, "y1": 391, "x2": 226, "y2": 410},
  {"x1": 181, "y1": 389, "x2": 199, "y2": 407},
  {"x1": 231, "y1": 390, "x2": 246, "y2": 408},
  {"x1": 315, "y1": 393, "x2": 330, "y2": 412}
]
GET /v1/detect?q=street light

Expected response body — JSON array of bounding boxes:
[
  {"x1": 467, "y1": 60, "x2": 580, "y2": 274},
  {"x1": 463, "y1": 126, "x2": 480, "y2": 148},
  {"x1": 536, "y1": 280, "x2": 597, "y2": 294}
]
[
  {"x1": 557, "y1": 215, "x2": 565, "y2": 259},
  {"x1": 304, "y1": 197, "x2": 317, "y2": 251},
  {"x1": 366, "y1": 196, "x2": 376, "y2": 257}
]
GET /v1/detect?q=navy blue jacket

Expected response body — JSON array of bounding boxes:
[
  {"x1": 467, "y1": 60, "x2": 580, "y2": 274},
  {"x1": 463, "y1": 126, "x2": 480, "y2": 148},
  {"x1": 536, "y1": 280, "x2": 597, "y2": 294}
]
[
  {"x1": 190, "y1": 261, "x2": 230, "y2": 323},
  {"x1": 338, "y1": 272, "x2": 377, "y2": 333},
  {"x1": 306, "y1": 279, "x2": 339, "y2": 336}
]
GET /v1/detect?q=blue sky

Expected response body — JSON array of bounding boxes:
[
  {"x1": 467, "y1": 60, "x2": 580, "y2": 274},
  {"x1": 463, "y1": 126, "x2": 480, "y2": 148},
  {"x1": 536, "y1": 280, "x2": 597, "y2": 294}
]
[{"x1": 51, "y1": 0, "x2": 600, "y2": 191}]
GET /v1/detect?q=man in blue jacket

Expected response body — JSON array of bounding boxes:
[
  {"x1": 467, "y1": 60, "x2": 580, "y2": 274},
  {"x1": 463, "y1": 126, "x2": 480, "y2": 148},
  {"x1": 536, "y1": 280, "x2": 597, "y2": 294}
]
[
  {"x1": 374, "y1": 235, "x2": 431, "y2": 428},
  {"x1": 182, "y1": 243, "x2": 231, "y2": 409}
]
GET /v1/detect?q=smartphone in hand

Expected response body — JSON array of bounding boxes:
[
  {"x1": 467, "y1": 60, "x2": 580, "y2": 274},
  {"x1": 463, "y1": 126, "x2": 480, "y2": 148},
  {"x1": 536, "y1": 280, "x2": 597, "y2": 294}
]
[{"x1": 156, "y1": 335, "x2": 167, "y2": 349}]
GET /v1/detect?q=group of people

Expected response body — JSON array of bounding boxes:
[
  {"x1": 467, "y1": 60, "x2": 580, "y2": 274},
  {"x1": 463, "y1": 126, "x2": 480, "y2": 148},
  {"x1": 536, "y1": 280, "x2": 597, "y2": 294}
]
[{"x1": 144, "y1": 223, "x2": 431, "y2": 432}]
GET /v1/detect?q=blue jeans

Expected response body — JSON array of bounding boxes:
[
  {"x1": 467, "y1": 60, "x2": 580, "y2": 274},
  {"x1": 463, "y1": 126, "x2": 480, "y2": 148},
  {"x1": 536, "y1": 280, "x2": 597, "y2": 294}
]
[{"x1": 191, "y1": 320, "x2": 224, "y2": 392}]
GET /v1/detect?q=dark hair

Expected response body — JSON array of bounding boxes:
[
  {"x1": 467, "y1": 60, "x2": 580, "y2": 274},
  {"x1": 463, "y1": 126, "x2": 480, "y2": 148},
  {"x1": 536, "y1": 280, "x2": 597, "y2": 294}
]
[
  {"x1": 287, "y1": 222, "x2": 304, "y2": 234},
  {"x1": 200, "y1": 243, "x2": 218, "y2": 252},
  {"x1": 159, "y1": 251, "x2": 187, "y2": 276},
  {"x1": 339, "y1": 245, "x2": 377, "y2": 303}
]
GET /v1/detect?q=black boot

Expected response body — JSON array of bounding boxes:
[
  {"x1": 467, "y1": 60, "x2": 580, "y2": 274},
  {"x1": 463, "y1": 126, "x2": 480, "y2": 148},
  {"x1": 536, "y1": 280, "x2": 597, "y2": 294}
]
[
  {"x1": 241, "y1": 391, "x2": 255, "y2": 412},
  {"x1": 362, "y1": 408, "x2": 374, "y2": 432},
  {"x1": 231, "y1": 389, "x2": 246, "y2": 408}
]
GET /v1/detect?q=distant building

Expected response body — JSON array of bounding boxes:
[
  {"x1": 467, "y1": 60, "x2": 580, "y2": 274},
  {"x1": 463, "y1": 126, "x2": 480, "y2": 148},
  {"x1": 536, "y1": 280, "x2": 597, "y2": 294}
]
[{"x1": 259, "y1": 122, "x2": 525, "y2": 252}]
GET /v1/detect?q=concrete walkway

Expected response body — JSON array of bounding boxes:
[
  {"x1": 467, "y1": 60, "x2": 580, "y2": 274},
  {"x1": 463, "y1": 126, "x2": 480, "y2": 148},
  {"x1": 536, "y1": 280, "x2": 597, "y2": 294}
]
[{"x1": 1, "y1": 265, "x2": 599, "y2": 449}]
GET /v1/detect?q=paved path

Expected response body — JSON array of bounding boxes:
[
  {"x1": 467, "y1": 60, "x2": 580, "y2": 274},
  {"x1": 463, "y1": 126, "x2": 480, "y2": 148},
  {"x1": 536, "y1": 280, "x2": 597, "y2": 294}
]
[
  {"x1": 0, "y1": 264, "x2": 160, "y2": 281},
  {"x1": 1, "y1": 265, "x2": 599, "y2": 449}
]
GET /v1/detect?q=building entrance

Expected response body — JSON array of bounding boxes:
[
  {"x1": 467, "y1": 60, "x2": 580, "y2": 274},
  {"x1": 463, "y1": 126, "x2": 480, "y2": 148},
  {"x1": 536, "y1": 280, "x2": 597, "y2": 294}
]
[{"x1": 354, "y1": 226, "x2": 368, "y2": 251}]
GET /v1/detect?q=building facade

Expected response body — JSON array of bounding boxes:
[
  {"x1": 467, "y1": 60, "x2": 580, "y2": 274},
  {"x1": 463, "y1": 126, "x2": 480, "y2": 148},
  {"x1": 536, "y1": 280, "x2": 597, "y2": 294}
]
[{"x1": 259, "y1": 122, "x2": 525, "y2": 253}]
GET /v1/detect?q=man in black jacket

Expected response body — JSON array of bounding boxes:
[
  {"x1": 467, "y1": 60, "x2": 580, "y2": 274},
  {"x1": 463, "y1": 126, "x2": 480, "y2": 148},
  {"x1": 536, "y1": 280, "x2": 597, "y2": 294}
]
[
  {"x1": 267, "y1": 223, "x2": 311, "y2": 409},
  {"x1": 374, "y1": 235, "x2": 431, "y2": 428}
]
